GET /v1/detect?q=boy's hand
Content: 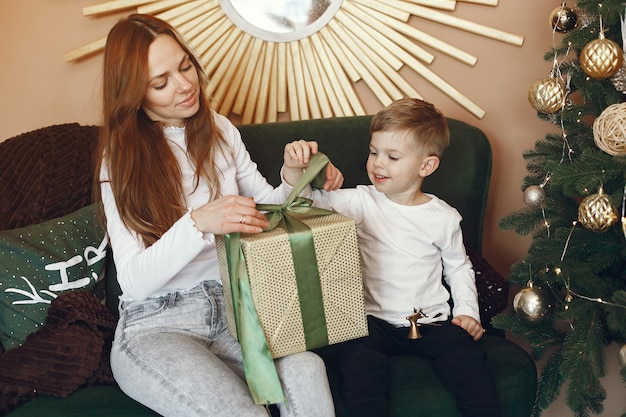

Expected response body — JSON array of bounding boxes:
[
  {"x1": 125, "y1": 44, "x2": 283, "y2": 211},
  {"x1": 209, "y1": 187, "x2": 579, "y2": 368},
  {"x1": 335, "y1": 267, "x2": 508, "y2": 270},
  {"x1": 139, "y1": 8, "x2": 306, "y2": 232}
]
[
  {"x1": 283, "y1": 140, "x2": 344, "y2": 190},
  {"x1": 451, "y1": 315, "x2": 485, "y2": 341},
  {"x1": 322, "y1": 162, "x2": 344, "y2": 191},
  {"x1": 284, "y1": 140, "x2": 318, "y2": 169}
]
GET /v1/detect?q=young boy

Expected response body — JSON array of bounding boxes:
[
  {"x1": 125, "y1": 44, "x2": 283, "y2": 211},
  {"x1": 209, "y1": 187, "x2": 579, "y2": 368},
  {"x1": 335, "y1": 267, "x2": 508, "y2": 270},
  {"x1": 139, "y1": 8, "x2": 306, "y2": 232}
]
[{"x1": 306, "y1": 98, "x2": 500, "y2": 417}]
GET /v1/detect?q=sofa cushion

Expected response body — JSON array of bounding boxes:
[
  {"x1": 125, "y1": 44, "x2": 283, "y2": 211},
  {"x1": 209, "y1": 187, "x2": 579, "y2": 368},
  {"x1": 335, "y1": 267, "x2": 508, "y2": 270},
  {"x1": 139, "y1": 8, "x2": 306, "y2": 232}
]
[{"x1": 0, "y1": 205, "x2": 107, "y2": 350}]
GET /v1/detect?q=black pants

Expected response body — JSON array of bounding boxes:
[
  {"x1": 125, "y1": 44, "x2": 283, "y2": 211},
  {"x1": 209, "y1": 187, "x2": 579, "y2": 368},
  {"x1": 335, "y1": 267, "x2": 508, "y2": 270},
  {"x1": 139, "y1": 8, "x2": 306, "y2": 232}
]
[{"x1": 339, "y1": 315, "x2": 500, "y2": 417}]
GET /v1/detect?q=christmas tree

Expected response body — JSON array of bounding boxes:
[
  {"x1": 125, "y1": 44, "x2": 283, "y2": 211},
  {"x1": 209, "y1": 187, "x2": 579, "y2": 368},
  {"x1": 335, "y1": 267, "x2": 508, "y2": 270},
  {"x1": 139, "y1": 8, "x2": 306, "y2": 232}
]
[{"x1": 492, "y1": 2, "x2": 626, "y2": 417}]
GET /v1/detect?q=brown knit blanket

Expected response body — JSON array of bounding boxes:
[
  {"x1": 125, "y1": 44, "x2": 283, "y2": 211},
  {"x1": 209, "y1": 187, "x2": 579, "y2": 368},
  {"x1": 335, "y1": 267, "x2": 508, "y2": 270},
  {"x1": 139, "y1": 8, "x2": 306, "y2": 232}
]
[
  {"x1": 0, "y1": 290, "x2": 116, "y2": 415},
  {"x1": 0, "y1": 123, "x2": 99, "y2": 232}
]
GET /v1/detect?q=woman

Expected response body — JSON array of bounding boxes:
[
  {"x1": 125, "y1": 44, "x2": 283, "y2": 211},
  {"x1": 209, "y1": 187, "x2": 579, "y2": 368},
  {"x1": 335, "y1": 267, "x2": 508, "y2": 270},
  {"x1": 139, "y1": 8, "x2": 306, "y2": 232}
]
[{"x1": 95, "y1": 14, "x2": 341, "y2": 417}]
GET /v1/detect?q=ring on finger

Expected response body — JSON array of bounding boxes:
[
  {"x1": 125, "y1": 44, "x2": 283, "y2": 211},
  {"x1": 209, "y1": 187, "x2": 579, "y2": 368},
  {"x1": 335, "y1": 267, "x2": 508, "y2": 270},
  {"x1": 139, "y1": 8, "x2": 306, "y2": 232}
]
[{"x1": 239, "y1": 215, "x2": 246, "y2": 224}]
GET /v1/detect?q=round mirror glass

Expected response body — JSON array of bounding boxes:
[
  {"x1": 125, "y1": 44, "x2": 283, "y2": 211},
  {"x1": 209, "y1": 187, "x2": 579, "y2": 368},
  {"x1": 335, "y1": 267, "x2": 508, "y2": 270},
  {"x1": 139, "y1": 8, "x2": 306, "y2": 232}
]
[{"x1": 219, "y1": 0, "x2": 342, "y2": 43}]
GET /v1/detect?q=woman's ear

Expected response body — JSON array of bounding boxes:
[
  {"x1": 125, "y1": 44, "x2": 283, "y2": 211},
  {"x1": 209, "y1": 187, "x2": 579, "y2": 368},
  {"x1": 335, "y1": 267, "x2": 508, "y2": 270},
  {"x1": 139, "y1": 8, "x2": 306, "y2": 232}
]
[{"x1": 419, "y1": 156, "x2": 440, "y2": 177}]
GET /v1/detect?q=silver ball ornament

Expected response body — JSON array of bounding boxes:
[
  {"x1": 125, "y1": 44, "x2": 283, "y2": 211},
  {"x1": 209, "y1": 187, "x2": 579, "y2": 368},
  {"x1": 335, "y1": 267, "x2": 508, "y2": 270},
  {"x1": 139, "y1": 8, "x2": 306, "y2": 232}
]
[
  {"x1": 513, "y1": 282, "x2": 553, "y2": 323},
  {"x1": 523, "y1": 185, "x2": 546, "y2": 208}
]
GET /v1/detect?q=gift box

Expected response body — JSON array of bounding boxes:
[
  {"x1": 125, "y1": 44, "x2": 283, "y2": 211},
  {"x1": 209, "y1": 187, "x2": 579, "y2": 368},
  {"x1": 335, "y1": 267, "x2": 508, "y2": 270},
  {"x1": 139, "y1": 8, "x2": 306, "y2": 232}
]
[{"x1": 216, "y1": 211, "x2": 368, "y2": 358}]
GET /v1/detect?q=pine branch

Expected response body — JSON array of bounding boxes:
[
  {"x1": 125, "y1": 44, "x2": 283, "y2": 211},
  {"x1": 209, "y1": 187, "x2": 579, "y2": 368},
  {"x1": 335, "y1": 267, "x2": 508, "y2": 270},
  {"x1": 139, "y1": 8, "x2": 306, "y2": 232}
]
[
  {"x1": 551, "y1": 149, "x2": 623, "y2": 198},
  {"x1": 605, "y1": 291, "x2": 626, "y2": 340},
  {"x1": 533, "y1": 346, "x2": 565, "y2": 416},
  {"x1": 561, "y1": 311, "x2": 606, "y2": 417},
  {"x1": 491, "y1": 312, "x2": 565, "y2": 360},
  {"x1": 576, "y1": 1, "x2": 625, "y2": 26}
]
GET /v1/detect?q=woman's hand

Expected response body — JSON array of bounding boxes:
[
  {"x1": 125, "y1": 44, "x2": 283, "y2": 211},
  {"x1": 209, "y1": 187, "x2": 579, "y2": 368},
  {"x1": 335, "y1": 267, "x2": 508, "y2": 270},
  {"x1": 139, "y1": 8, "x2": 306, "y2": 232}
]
[
  {"x1": 283, "y1": 140, "x2": 344, "y2": 191},
  {"x1": 190, "y1": 195, "x2": 269, "y2": 235},
  {"x1": 451, "y1": 315, "x2": 485, "y2": 341}
]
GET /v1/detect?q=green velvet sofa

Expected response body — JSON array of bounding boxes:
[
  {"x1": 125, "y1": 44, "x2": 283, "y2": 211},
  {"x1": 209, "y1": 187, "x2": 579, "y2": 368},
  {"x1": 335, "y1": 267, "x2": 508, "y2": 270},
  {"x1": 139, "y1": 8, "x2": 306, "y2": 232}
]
[{"x1": 1, "y1": 116, "x2": 537, "y2": 417}]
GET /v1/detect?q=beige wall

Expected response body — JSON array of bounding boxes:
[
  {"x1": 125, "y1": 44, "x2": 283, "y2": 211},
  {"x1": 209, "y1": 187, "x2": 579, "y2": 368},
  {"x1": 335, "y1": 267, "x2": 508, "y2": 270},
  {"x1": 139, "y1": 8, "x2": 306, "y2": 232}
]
[
  {"x1": 0, "y1": 0, "x2": 551, "y2": 278},
  {"x1": 1, "y1": 2, "x2": 624, "y2": 415}
]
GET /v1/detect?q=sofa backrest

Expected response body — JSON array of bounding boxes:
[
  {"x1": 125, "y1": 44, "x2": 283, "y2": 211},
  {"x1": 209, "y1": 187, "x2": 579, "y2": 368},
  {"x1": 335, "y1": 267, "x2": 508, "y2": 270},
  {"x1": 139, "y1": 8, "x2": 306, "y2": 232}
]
[
  {"x1": 238, "y1": 116, "x2": 492, "y2": 253},
  {"x1": 0, "y1": 116, "x2": 492, "y2": 253}
]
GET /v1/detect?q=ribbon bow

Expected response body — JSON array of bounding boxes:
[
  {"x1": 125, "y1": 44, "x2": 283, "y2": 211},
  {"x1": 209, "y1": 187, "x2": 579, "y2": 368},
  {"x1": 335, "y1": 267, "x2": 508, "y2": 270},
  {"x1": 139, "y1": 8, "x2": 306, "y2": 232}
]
[
  {"x1": 223, "y1": 152, "x2": 334, "y2": 406},
  {"x1": 257, "y1": 152, "x2": 335, "y2": 230}
]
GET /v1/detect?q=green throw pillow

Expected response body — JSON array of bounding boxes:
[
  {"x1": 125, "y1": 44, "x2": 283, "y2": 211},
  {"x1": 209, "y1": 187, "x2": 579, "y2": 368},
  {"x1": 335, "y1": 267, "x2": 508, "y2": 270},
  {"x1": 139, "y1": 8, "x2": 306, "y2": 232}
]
[{"x1": 0, "y1": 205, "x2": 107, "y2": 351}]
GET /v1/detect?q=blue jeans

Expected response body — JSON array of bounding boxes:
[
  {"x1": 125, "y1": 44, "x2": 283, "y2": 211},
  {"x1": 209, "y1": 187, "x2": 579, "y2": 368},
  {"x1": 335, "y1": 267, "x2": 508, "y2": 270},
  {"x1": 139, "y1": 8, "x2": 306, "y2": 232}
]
[{"x1": 110, "y1": 280, "x2": 335, "y2": 417}]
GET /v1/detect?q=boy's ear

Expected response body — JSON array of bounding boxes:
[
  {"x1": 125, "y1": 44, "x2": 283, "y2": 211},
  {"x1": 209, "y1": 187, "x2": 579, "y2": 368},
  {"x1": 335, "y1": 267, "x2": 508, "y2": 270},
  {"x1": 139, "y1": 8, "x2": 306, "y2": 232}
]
[{"x1": 419, "y1": 156, "x2": 440, "y2": 177}]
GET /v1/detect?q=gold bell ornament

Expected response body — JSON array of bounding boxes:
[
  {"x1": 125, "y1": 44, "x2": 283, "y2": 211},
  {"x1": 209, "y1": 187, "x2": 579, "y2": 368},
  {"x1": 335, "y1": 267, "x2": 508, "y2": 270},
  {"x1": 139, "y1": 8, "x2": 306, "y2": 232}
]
[{"x1": 406, "y1": 308, "x2": 425, "y2": 339}]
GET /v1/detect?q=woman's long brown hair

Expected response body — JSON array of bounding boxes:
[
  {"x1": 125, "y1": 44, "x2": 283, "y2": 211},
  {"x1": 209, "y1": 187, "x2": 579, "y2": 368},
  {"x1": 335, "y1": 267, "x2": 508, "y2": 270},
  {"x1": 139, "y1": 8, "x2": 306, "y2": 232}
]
[{"x1": 93, "y1": 14, "x2": 225, "y2": 247}]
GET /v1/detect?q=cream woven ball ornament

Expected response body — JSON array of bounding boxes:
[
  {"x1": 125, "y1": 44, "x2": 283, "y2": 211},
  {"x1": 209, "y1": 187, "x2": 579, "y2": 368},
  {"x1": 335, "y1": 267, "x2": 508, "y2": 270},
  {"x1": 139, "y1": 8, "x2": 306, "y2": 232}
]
[
  {"x1": 578, "y1": 187, "x2": 618, "y2": 231},
  {"x1": 528, "y1": 77, "x2": 567, "y2": 114},
  {"x1": 593, "y1": 102, "x2": 626, "y2": 156}
]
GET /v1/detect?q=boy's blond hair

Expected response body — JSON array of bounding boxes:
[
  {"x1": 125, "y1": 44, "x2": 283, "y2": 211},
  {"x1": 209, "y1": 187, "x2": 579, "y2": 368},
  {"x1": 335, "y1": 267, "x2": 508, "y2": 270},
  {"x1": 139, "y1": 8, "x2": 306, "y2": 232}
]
[{"x1": 370, "y1": 98, "x2": 450, "y2": 157}]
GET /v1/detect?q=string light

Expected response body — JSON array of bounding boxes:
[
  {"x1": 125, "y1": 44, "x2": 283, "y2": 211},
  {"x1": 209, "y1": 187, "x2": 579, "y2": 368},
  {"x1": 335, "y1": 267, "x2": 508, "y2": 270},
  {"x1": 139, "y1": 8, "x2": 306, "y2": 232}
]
[
  {"x1": 539, "y1": 173, "x2": 552, "y2": 236},
  {"x1": 553, "y1": 221, "x2": 626, "y2": 311}
]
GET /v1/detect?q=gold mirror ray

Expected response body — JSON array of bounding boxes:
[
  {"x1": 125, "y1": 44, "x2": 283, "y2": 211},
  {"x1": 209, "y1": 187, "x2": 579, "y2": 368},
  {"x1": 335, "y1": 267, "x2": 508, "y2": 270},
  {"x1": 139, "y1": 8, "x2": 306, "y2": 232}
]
[{"x1": 67, "y1": 0, "x2": 524, "y2": 121}]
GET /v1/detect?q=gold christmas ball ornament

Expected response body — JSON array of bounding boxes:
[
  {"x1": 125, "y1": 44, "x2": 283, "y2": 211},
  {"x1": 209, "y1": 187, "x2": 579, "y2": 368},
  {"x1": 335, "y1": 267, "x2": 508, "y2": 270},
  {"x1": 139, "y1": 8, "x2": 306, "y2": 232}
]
[
  {"x1": 523, "y1": 185, "x2": 546, "y2": 208},
  {"x1": 593, "y1": 102, "x2": 626, "y2": 156},
  {"x1": 620, "y1": 344, "x2": 626, "y2": 367},
  {"x1": 513, "y1": 282, "x2": 554, "y2": 323},
  {"x1": 579, "y1": 36, "x2": 624, "y2": 79},
  {"x1": 549, "y1": 6, "x2": 578, "y2": 33},
  {"x1": 578, "y1": 188, "x2": 618, "y2": 232},
  {"x1": 528, "y1": 77, "x2": 567, "y2": 114}
]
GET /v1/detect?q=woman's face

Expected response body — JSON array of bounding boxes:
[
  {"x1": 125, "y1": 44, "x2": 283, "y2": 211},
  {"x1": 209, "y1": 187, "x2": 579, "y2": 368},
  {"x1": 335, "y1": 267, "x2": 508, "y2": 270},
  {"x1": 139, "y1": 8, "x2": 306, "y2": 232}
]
[{"x1": 141, "y1": 35, "x2": 200, "y2": 127}]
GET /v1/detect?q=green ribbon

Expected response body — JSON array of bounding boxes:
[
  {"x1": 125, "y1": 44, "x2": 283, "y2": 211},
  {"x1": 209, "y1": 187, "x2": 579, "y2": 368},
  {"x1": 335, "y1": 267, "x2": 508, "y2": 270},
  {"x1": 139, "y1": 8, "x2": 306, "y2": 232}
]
[
  {"x1": 223, "y1": 233, "x2": 285, "y2": 405},
  {"x1": 224, "y1": 153, "x2": 334, "y2": 406},
  {"x1": 257, "y1": 153, "x2": 335, "y2": 350}
]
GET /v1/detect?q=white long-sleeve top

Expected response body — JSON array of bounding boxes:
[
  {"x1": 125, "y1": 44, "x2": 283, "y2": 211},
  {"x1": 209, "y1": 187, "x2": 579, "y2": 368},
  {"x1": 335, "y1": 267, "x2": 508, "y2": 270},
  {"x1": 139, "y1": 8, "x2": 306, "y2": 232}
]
[
  {"x1": 100, "y1": 113, "x2": 291, "y2": 301},
  {"x1": 308, "y1": 186, "x2": 480, "y2": 326}
]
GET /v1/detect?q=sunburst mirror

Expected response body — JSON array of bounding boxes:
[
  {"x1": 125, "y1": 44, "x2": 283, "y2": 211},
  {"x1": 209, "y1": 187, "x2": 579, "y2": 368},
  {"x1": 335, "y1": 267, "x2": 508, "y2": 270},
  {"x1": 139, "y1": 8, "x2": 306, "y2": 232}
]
[{"x1": 66, "y1": 0, "x2": 523, "y2": 124}]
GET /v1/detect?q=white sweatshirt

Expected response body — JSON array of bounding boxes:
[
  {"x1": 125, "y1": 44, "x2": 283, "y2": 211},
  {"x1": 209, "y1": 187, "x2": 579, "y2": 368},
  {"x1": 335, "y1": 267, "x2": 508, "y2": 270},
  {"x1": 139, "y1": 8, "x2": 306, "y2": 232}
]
[
  {"x1": 100, "y1": 113, "x2": 291, "y2": 301},
  {"x1": 309, "y1": 186, "x2": 480, "y2": 326}
]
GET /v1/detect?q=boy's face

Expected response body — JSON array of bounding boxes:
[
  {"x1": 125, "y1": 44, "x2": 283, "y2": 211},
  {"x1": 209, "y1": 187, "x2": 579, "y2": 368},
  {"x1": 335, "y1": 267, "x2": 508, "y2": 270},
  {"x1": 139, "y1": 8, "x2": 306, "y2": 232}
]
[{"x1": 367, "y1": 130, "x2": 435, "y2": 205}]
